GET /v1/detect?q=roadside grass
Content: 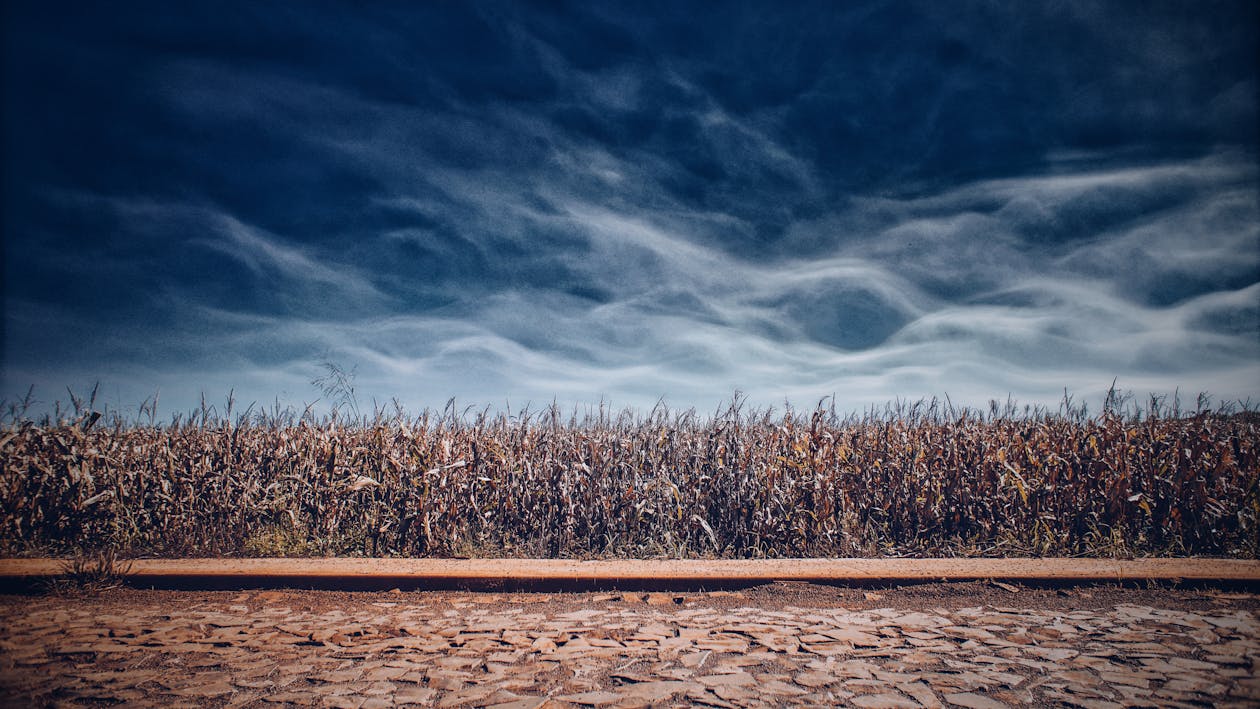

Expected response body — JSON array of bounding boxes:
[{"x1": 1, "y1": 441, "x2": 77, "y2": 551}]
[{"x1": 42, "y1": 548, "x2": 133, "y2": 596}]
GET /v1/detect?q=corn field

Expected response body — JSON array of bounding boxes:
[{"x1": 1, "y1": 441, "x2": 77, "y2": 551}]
[{"x1": 1, "y1": 395, "x2": 1257, "y2": 559}]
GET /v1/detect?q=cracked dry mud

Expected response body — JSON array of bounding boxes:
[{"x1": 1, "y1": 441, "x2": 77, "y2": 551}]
[{"x1": 1, "y1": 584, "x2": 1257, "y2": 708}]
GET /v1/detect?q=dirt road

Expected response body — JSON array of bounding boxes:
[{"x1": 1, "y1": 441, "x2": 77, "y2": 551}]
[{"x1": 1, "y1": 583, "x2": 1257, "y2": 707}]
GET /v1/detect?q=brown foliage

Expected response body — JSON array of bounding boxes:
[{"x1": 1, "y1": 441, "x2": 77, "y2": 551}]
[{"x1": 1, "y1": 398, "x2": 1256, "y2": 559}]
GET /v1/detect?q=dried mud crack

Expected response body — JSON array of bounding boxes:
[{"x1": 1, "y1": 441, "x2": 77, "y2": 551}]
[{"x1": 1, "y1": 583, "x2": 1257, "y2": 707}]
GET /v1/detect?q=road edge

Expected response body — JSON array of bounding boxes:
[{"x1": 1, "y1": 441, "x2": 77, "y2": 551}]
[{"x1": 2, "y1": 557, "x2": 1258, "y2": 591}]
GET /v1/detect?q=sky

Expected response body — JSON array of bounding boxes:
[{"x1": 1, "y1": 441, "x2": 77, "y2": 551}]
[{"x1": 2, "y1": 0, "x2": 1258, "y2": 419}]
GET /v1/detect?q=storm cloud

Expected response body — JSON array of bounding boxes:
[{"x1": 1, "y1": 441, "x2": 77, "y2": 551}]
[{"x1": 3, "y1": 1, "x2": 1257, "y2": 417}]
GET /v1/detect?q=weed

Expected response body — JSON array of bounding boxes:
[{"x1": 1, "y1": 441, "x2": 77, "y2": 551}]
[
  {"x1": 243, "y1": 524, "x2": 315, "y2": 557},
  {"x1": 45, "y1": 548, "x2": 132, "y2": 595}
]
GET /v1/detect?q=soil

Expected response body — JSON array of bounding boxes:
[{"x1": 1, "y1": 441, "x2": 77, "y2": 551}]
[
  {"x1": 16, "y1": 580, "x2": 1260, "y2": 616},
  {"x1": 4, "y1": 581, "x2": 1258, "y2": 707}
]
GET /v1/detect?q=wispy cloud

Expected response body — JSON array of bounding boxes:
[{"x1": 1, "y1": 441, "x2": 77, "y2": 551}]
[{"x1": 194, "y1": 212, "x2": 387, "y2": 305}]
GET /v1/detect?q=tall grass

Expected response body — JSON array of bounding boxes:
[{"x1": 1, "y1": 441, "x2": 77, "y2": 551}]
[{"x1": 0, "y1": 392, "x2": 1256, "y2": 559}]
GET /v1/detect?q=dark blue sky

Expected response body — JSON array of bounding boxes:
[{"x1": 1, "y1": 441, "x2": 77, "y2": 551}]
[{"x1": 3, "y1": 0, "x2": 1258, "y2": 417}]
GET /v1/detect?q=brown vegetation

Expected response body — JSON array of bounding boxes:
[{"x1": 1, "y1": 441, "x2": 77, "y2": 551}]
[{"x1": 0, "y1": 394, "x2": 1256, "y2": 559}]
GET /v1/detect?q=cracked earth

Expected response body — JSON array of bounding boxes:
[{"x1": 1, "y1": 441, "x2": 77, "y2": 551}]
[{"x1": 1, "y1": 583, "x2": 1257, "y2": 708}]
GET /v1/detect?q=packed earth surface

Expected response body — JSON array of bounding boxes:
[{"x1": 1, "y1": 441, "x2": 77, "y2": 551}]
[{"x1": 1, "y1": 582, "x2": 1258, "y2": 707}]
